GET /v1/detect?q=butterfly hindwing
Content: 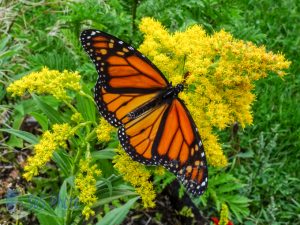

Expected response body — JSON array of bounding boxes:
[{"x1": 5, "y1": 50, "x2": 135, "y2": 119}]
[
  {"x1": 118, "y1": 98, "x2": 208, "y2": 195},
  {"x1": 156, "y1": 98, "x2": 208, "y2": 195},
  {"x1": 118, "y1": 102, "x2": 170, "y2": 164}
]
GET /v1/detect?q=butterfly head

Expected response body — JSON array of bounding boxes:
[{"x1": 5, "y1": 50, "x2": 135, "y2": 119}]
[{"x1": 174, "y1": 84, "x2": 184, "y2": 95}]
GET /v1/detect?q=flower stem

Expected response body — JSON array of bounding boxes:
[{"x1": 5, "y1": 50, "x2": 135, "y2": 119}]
[
  {"x1": 63, "y1": 100, "x2": 78, "y2": 114},
  {"x1": 65, "y1": 145, "x2": 84, "y2": 224},
  {"x1": 72, "y1": 121, "x2": 95, "y2": 133},
  {"x1": 79, "y1": 90, "x2": 95, "y2": 103},
  {"x1": 85, "y1": 128, "x2": 96, "y2": 142}
]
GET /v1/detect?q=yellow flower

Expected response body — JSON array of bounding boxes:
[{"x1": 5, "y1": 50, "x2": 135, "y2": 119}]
[
  {"x1": 113, "y1": 148, "x2": 156, "y2": 208},
  {"x1": 75, "y1": 158, "x2": 101, "y2": 220},
  {"x1": 139, "y1": 17, "x2": 290, "y2": 167},
  {"x1": 23, "y1": 123, "x2": 74, "y2": 181},
  {"x1": 219, "y1": 203, "x2": 230, "y2": 225},
  {"x1": 71, "y1": 112, "x2": 83, "y2": 123},
  {"x1": 154, "y1": 166, "x2": 165, "y2": 176},
  {"x1": 7, "y1": 67, "x2": 81, "y2": 100},
  {"x1": 179, "y1": 206, "x2": 194, "y2": 218},
  {"x1": 96, "y1": 118, "x2": 116, "y2": 142}
]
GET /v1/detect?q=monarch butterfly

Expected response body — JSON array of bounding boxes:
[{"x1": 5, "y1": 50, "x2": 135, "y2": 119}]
[{"x1": 80, "y1": 30, "x2": 208, "y2": 196}]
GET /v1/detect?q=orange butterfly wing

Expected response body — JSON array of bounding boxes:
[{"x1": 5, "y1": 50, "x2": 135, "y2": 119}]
[
  {"x1": 119, "y1": 98, "x2": 208, "y2": 195},
  {"x1": 80, "y1": 30, "x2": 169, "y2": 127}
]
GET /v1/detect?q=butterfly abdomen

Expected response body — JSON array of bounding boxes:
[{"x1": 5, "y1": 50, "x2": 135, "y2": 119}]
[
  {"x1": 128, "y1": 84, "x2": 184, "y2": 120},
  {"x1": 128, "y1": 97, "x2": 161, "y2": 119}
]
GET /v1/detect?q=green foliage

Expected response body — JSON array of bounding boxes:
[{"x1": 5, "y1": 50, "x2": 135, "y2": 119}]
[
  {"x1": 138, "y1": 0, "x2": 243, "y2": 32},
  {"x1": 0, "y1": 0, "x2": 299, "y2": 224},
  {"x1": 0, "y1": 35, "x2": 25, "y2": 101},
  {"x1": 0, "y1": 128, "x2": 38, "y2": 144},
  {"x1": 196, "y1": 169, "x2": 250, "y2": 222},
  {"x1": 221, "y1": 1, "x2": 300, "y2": 223},
  {"x1": 96, "y1": 197, "x2": 139, "y2": 225},
  {"x1": 0, "y1": 195, "x2": 63, "y2": 225}
]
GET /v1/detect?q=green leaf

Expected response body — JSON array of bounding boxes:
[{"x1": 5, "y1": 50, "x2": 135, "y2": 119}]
[
  {"x1": 6, "y1": 112, "x2": 25, "y2": 147},
  {"x1": 32, "y1": 94, "x2": 64, "y2": 124},
  {"x1": 0, "y1": 36, "x2": 10, "y2": 50},
  {"x1": 215, "y1": 183, "x2": 244, "y2": 194},
  {"x1": 229, "y1": 202, "x2": 250, "y2": 222},
  {"x1": 52, "y1": 149, "x2": 73, "y2": 177},
  {"x1": 0, "y1": 195, "x2": 62, "y2": 225},
  {"x1": 209, "y1": 173, "x2": 236, "y2": 186},
  {"x1": 224, "y1": 195, "x2": 250, "y2": 204},
  {"x1": 14, "y1": 98, "x2": 38, "y2": 116},
  {"x1": 55, "y1": 179, "x2": 68, "y2": 219},
  {"x1": 37, "y1": 214, "x2": 62, "y2": 225},
  {"x1": 95, "y1": 186, "x2": 137, "y2": 207},
  {"x1": 96, "y1": 197, "x2": 139, "y2": 225},
  {"x1": 76, "y1": 87, "x2": 96, "y2": 123},
  {"x1": 0, "y1": 128, "x2": 38, "y2": 144},
  {"x1": 91, "y1": 148, "x2": 116, "y2": 160},
  {"x1": 236, "y1": 151, "x2": 254, "y2": 158},
  {"x1": 30, "y1": 112, "x2": 49, "y2": 131}
]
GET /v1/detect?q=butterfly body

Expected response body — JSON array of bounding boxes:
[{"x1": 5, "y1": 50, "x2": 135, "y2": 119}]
[
  {"x1": 80, "y1": 29, "x2": 208, "y2": 196},
  {"x1": 128, "y1": 83, "x2": 184, "y2": 120}
]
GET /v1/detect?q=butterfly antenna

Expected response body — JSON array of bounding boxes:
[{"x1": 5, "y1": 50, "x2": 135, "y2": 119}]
[{"x1": 181, "y1": 71, "x2": 191, "y2": 88}]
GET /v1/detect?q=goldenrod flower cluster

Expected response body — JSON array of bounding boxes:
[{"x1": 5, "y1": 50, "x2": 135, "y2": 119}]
[
  {"x1": 71, "y1": 112, "x2": 83, "y2": 123},
  {"x1": 139, "y1": 17, "x2": 290, "y2": 167},
  {"x1": 96, "y1": 118, "x2": 115, "y2": 142},
  {"x1": 75, "y1": 158, "x2": 101, "y2": 220},
  {"x1": 219, "y1": 203, "x2": 229, "y2": 225},
  {"x1": 113, "y1": 148, "x2": 156, "y2": 208},
  {"x1": 23, "y1": 123, "x2": 74, "y2": 181},
  {"x1": 7, "y1": 67, "x2": 81, "y2": 100},
  {"x1": 154, "y1": 166, "x2": 166, "y2": 176},
  {"x1": 179, "y1": 206, "x2": 194, "y2": 218}
]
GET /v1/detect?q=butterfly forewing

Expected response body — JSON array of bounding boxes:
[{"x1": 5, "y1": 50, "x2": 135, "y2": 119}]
[
  {"x1": 80, "y1": 29, "x2": 169, "y2": 127},
  {"x1": 80, "y1": 30, "x2": 169, "y2": 92}
]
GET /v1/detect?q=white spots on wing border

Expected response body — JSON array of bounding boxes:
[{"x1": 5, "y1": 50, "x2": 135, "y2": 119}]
[
  {"x1": 94, "y1": 76, "x2": 122, "y2": 127},
  {"x1": 118, "y1": 121, "x2": 208, "y2": 196}
]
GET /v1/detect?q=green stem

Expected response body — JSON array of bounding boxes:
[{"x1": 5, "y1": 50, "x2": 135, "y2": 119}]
[
  {"x1": 65, "y1": 120, "x2": 97, "y2": 224},
  {"x1": 65, "y1": 125, "x2": 96, "y2": 224},
  {"x1": 86, "y1": 142, "x2": 91, "y2": 158},
  {"x1": 65, "y1": 186, "x2": 74, "y2": 224},
  {"x1": 63, "y1": 100, "x2": 78, "y2": 114},
  {"x1": 65, "y1": 145, "x2": 84, "y2": 224},
  {"x1": 79, "y1": 90, "x2": 95, "y2": 104},
  {"x1": 72, "y1": 147, "x2": 83, "y2": 174},
  {"x1": 85, "y1": 128, "x2": 96, "y2": 142},
  {"x1": 72, "y1": 121, "x2": 95, "y2": 133}
]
